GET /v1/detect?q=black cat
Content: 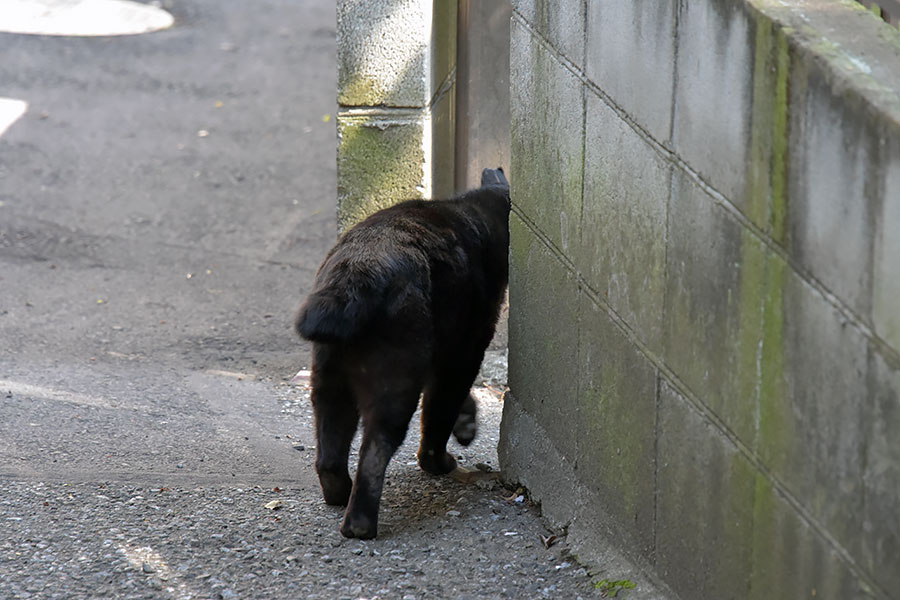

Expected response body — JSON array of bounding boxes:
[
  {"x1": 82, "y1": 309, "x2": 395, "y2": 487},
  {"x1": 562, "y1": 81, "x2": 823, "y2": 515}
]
[{"x1": 295, "y1": 168, "x2": 510, "y2": 539}]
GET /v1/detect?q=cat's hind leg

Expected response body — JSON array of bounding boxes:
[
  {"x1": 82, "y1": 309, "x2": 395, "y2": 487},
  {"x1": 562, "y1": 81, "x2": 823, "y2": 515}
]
[
  {"x1": 452, "y1": 392, "x2": 478, "y2": 446},
  {"x1": 417, "y1": 355, "x2": 483, "y2": 475},
  {"x1": 341, "y1": 384, "x2": 420, "y2": 539},
  {"x1": 310, "y1": 345, "x2": 358, "y2": 506}
]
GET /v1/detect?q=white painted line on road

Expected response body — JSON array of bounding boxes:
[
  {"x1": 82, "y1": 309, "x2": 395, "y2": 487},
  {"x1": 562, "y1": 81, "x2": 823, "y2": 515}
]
[
  {"x1": 0, "y1": 0, "x2": 174, "y2": 37},
  {"x1": 1, "y1": 379, "x2": 119, "y2": 410},
  {"x1": 0, "y1": 98, "x2": 27, "y2": 138}
]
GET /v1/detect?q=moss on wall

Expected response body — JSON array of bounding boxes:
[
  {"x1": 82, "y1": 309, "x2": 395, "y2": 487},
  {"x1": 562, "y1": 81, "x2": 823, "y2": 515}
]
[
  {"x1": 757, "y1": 253, "x2": 791, "y2": 473},
  {"x1": 506, "y1": 0, "x2": 899, "y2": 597},
  {"x1": 336, "y1": 115, "x2": 426, "y2": 232},
  {"x1": 745, "y1": 12, "x2": 793, "y2": 463},
  {"x1": 748, "y1": 15, "x2": 791, "y2": 242}
]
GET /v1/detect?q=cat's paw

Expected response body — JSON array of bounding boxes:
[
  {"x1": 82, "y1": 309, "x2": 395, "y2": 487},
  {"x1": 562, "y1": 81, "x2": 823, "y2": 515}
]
[
  {"x1": 452, "y1": 412, "x2": 477, "y2": 446},
  {"x1": 340, "y1": 510, "x2": 377, "y2": 539},
  {"x1": 452, "y1": 392, "x2": 478, "y2": 446},
  {"x1": 318, "y1": 471, "x2": 352, "y2": 506},
  {"x1": 417, "y1": 447, "x2": 457, "y2": 475}
]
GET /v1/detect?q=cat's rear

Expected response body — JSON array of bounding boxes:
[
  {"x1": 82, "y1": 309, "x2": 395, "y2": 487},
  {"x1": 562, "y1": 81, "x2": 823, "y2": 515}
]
[
  {"x1": 295, "y1": 168, "x2": 510, "y2": 539},
  {"x1": 296, "y1": 167, "x2": 509, "y2": 345}
]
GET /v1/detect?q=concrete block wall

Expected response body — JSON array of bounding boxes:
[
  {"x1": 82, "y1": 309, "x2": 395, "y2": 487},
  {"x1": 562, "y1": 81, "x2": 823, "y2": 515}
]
[
  {"x1": 499, "y1": 1, "x2": 900, "y2": 598},
  {"x1": 336, "y1": 0, "x2": 456, "y2": 231}
]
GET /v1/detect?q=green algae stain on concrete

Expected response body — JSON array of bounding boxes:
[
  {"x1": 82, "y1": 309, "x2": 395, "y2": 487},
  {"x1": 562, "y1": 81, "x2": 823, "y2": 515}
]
[
  {"x1": 510, "y1": 32, "x2": 585, "y2": 254},
  {"x1": 770, "y1": 30, "x2": 790, "y2": 246},
  {"x1": 740, "y1": 4, "x2": 794, "y2": 480},
  {"x1": 757, "y1": 252, "x2": 792, "y2": 474},
  {"x1": 726, "y1": 451, "x2": 759, "y2": 554},
  {"x1": 594, "y1": 361, "x2": 650, "y2": 520},
  {"x1": 748, "y1": 473, "x2": 780, "y2": 599},
  {"x1": 748, "y1": 15, "x2": 792, "y2": 242},
  {"x1": 338, "y1": 76, "x2": 385, "y2": 108},
  {"x1": 740, "y1": 14, "x2": 794, "y2": 455},
  {"x1": 336, "y1": 116, "x2": 425, "y2": 232},
  {"x1": 748, "y1": 468, "x2": 865, "y2": 599},
  {"x1": 735, "y1": 228, "x2": 767, "y2": 448},
  {"x1": 575, "y1": 299, "x2": 657, "y2": 552},
  {"x1": 748, "y1": 15, "x2": 777, "y2": 230}
]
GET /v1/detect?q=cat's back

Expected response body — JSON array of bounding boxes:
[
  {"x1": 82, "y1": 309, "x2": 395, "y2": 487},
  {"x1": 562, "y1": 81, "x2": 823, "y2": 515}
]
[
  {"x1": 298, "y1": 179, "x2": 509, "y2": 344},
  {"x1": 338, "y1": 200, "x2": 459, "y2": 252},
  {"x1": 323, "y1": 199, "x2": 482, "y2": 280}
]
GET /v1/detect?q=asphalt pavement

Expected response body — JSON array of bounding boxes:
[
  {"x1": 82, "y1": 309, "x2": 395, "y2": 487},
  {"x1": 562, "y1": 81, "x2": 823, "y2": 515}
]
[{"x1": 0, "y1": 1, "x2": 600, "y2": 598}]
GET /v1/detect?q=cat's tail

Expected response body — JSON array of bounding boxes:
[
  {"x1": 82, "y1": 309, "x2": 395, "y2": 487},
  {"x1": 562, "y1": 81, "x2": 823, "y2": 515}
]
[
  {"x1": 297, "y1": 246, "x2": 426, "y2": 344},
  {"x1": 295, "y1": 286, "x2": 377, "y2": 343}
]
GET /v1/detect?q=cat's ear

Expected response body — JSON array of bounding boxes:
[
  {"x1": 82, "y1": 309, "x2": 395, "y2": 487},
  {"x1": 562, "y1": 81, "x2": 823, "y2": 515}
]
[{"x1": 480, "y1": 167, "x2": 508, "y2": 189}]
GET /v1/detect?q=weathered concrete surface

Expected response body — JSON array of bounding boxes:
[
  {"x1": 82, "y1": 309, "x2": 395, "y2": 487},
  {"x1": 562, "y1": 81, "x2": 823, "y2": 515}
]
[
  {"x1": 585, "y1": 1, "x2": 676, "y2": 144},
  {"x1": 507, "y1": 214, "x2": 580, "y2": 460},
  {"x1": 337, "y1": 0, "x2": 430, "y2": 107},
  {"x1": 788, "y1": 61, "x2": 879, "y2": 322},
  {"x1": 335, "y1": 112, "x2": 426, "y2": 230},
  {"x1": 511, "y1": 0, "x2": 585, "y2": 66},
  {"x1": 581, "y1": 92, "x2": 669, "y2": 353},
  {"x1": 575, "y1": 294, "x2": 657, "y2": 558},
  {"x1": 499, "y1": 397, "x2": 672, "y2": 600},
  {"x1": 663, "y1": 171, "x2": 766, "y2": 445},
  {"x1": 673, "y1": 0, "x2": 755, "y2": 205},
  {"x1": 874, "y1": 136, "x2": 900, "y2": 350},
  {"x1": 654, "y1": 381, "x2": 757, "y2": 600},
  {"x1": 336, "y1": 0, "x2": 456, "y2": 231},
  {"x1": 502, "y1": 0, "x2": 900, "y2": 598},
  {"x1": 509, "y1": 18, "x2": 583, "y2": 253}
]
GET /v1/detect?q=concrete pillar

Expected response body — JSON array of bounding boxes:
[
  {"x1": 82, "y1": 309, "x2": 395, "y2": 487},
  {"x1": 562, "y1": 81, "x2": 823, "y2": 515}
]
[{"x1": 336, "y1": 0, "x2": 456, "y2": 232}]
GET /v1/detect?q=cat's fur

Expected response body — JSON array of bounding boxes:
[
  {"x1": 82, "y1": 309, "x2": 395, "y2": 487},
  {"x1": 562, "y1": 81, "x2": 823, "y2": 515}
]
[{"x1": 295, "y1": 168, "x2": 510, "y2": 539}]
